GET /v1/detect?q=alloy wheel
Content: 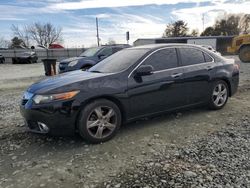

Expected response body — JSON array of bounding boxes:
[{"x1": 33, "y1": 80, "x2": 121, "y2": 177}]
[
  {"x1": 86, "y1": 106, "x2": 117, "y2": 139},
  {"x1": 212, "y1": 83, "x2": 228, "y2": 107}
]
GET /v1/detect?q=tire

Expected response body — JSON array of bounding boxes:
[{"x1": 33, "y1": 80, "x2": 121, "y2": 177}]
[
  {"x1": 209, "y1": 80, "x2": 229, "y2": 110},
  {"x1": 239, "y1": 46, "x2": 250, "y2": 63},
  {"x1": 78, "y1": 99, "x2": 121, "y2": 143},
  {"x1": 12, "y1": 58, "x2": 17, "y2": 64}
]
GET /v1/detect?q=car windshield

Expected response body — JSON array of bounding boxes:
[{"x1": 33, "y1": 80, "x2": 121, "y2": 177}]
[
  {"x1": 80, "y1": 47, "x2": 102, "y2": 57},
  {"x1": 88, "y1": 49, "x2": 149, "y2": 73}
]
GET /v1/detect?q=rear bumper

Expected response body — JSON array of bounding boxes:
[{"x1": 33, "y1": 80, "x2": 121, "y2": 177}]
[
  {"x1": 230, "y1": 72, "x2": 239, "y2": 96},
  {"x1": 20, "y1": 100, "x2": 78, "y2": 135}
]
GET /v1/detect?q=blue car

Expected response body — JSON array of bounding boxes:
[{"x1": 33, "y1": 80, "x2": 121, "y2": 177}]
[{"x1": 59, "y1": 45, "x2": 129, "y2": 73}]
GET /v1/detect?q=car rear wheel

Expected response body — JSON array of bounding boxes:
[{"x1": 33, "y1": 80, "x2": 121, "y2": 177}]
[
  {"x1": 78, "y1": 99, "x2": 121, "y2": 143},
  {"x1": 209, "y1": 80, "x2": 229, "y2": 110}
]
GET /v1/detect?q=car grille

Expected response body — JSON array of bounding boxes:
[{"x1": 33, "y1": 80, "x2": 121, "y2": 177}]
[{"x1": 21, "y1": 99, "x2": 29, "y2": 106}]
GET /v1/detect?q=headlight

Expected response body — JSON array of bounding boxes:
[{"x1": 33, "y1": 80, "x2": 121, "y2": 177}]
[
  {"x1": 68, "y1": 60, "x2": 78, "y2": 67},
  {"x1": 33, "y1": 91, "x2": 79, "y2": 104}
]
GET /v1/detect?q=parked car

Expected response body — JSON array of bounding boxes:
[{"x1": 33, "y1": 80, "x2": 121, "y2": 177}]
[
  {"x1": 58, "y1": 45, "x2": 129, "y2": 73},
  {"x1": 20, "y1": 44, "x2": 239, "y2": 143},
  {"x1": 49, "y1": 44, "x2": 64, "y2": 49},
  {"x1": 12, "y1": 51, "x2": 38, "y2": 64},
  {"x1": 201, "y1": 45, "x2": 221, "y2": 56},
  {"x1": 0, "y1": 54, "x2": 5, "y2": 64}
]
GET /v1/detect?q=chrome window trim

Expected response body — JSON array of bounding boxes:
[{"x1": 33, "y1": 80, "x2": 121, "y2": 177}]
[
  {"x1": 152, "y1": 62, "x2": 214, "y2": 74},
  {"x1": 128, "y1": 46, "x2": 215, "y2": 78},
  {"x1": 175, "y1": 46, "x2": 215, "y2": 64},
  {"x1": 128, "y1": 47, "x2": 175, "y2": 78}
]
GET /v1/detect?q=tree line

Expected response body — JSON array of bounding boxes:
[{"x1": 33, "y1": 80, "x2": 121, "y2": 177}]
[
  {"x1": 163, "y1": 13, "x2": 250, "y2": 37},
  {"x1": 0, "y1": 22, "x2": 63, "y2": 49}
]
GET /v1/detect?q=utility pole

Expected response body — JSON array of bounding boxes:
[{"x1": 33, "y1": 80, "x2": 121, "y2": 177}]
[
  {"x1": 96, "y1": 17, "x2": 100, "y2": 46},
  {"x1": 126, "y1": 31, "x2": 130, "y2": 45},
  {"x1": 202, "y1": 13, "x2": 205, "y2": 32}
]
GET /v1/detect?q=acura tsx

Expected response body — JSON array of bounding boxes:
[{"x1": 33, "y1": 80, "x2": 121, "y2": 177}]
[{"x1": 20, "y1": 44, "x2": 239, "y2": 143}]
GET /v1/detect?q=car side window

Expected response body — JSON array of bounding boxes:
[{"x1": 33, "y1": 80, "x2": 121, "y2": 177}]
[
  {"x1": 143, "y1": 48, "x2": 178, "y2": 71},
  {"x1": 203, "y1": 52, "x2": 213, "y2": 62},
  {"x1": 112, "y1": 47, "x2": 122, "y2": 53},
  {"x1": 98, "y1": 48, "x2": 113, "y2": 56},
  {"x1": 179, "y1": 48, "x2": 205, "y2": 66}
]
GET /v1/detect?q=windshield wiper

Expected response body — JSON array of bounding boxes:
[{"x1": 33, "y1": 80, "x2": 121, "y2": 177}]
[{"x1": 89, "y1": 70, "x2": 102, "y2": 73}]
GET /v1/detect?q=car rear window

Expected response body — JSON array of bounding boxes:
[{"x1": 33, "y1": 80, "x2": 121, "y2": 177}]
[
  {"x1": 203, "y1": 52, "x2": 213, "y2": 62},
  {"x1": 179, "y1": 48, "x2": 205, "y2": 66}
]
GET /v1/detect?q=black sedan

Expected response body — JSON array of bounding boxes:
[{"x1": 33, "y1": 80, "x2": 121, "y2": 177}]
[
  {"x1": 12, "y1": 51, "x2": 38, "y2": 64},
  {"x1": 0, "y1": 53, "x2": 5, "y2": 64},
  {"x1": 58, "y1": 45, "x2": 129, "y2": 73},
  {"x1": 20, "y1": 44, "x2": 239, "y2": 143}
]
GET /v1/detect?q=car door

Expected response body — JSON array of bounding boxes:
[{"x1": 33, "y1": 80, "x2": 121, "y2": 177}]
[
  {"x1": 178, "y1": 47, "x2": 214, "y2": 104},
  {"x1": 127, "y1": 48, "x2": 186, "y2": 119}
]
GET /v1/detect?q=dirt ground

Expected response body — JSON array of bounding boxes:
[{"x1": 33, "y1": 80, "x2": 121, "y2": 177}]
[{"x1": 0, "y1": 56, "x2": 250, "y2": 188}]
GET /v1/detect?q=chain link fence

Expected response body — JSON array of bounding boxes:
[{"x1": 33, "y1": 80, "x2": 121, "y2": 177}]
[{"x1": 0, "y1": 48, "x2": 86, "y2": 64}]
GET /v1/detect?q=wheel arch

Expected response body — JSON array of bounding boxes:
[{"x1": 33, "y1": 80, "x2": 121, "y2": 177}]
[
  {"x1": 75, "y1": 95, "x2": 127, "y2": 130},
  {"x1": 213, "y1": 78, "x2": 232, "y2": 97}
]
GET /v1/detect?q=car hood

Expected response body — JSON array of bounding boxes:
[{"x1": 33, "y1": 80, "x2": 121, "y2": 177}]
[
  {"x1": 18, "y1": 55, "x2": 31, "y2": 58},
  {"x1": 27, "y1": 70, "x2": 110, "y2": 94},
  {"x1": 16, "y1": 52, "x2": 36, "y2": 58},
  {"x1": 60, "y1": 56, "x2": 86, "y2": 63}
]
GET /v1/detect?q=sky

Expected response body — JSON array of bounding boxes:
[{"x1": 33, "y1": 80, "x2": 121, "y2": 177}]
[{"x1": 0, "y1": 0, "x2": 249, "y2": 47}]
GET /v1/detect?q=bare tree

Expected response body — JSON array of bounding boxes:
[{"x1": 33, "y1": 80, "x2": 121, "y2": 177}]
[
  {"x1": 0, "y1": 37, "x2": 10, "y2": 48},
  {"x1": 189, "y1": 29, "x2": 199, "y2": 36},
  {"x1": 11, "y1": 24, "x2": 30, "y2": 47},
  {"x1": 107, "y1": 38, "x2": 116, "y2": 45},
  {"x1": 28, "y1": 23, "x2": 63, "y2": 47},
  {"x1": 11, "y1": 22, "x2": 63, "y2": 48},
  {"x1": 239, "y1": 14, "x2": 250, "y2": 34}
]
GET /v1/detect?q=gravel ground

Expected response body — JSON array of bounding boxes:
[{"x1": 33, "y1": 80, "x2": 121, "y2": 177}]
[
  {"x1": 0, "y1": 56, "x2": 250, "y2": 188},
  {"x1": 98, "y1": 117, "x2": 250, "y2": 188}
]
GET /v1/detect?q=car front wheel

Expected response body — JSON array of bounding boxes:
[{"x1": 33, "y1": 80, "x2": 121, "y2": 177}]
[
  {"x1": 209, "y1": 80, "x2": 229, "y2": 110},
  {"x1": 78, "y1": 99, "x2": 121, "y2": 143}
]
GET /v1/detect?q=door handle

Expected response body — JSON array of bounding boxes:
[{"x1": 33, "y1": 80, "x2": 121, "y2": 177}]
[
  {"x1": 171, "y1": 73, "x2": 183, "y2": 78},
  {"x1": 206, "y1": 66, "x2": 214, "y2": 71}
]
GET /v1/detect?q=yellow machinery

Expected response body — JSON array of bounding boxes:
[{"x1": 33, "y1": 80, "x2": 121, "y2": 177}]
[{"x1": 227, "y1": 34, "x2": 250, "y2": 62}]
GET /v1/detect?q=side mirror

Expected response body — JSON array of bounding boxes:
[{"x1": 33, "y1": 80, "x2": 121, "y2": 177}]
[
  {"x1": 98, "y1": 54, "x2": 106, "y2": 59},
  {"x1": 135, "y1": 65, "x2": 154, "y2": 76}
]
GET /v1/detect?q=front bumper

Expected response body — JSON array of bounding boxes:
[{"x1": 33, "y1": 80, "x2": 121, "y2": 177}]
[
  {"x1": 14, "y1": 57, "x2": 31, "y2": 63},
  {"x1": 20, "y1": 98, "x2": 78, "y2": 135},
  {"x1": 59, "y1": 64, "x2": 78, "y2": 73}
]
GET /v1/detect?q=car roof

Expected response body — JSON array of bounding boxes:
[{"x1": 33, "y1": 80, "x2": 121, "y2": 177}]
[
  {"x1": 101, "y1": 44, "x2": 131, "y2": 48},
  {"x1": 131, "y1": 43, "x2": 207, "y2": 50}
]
